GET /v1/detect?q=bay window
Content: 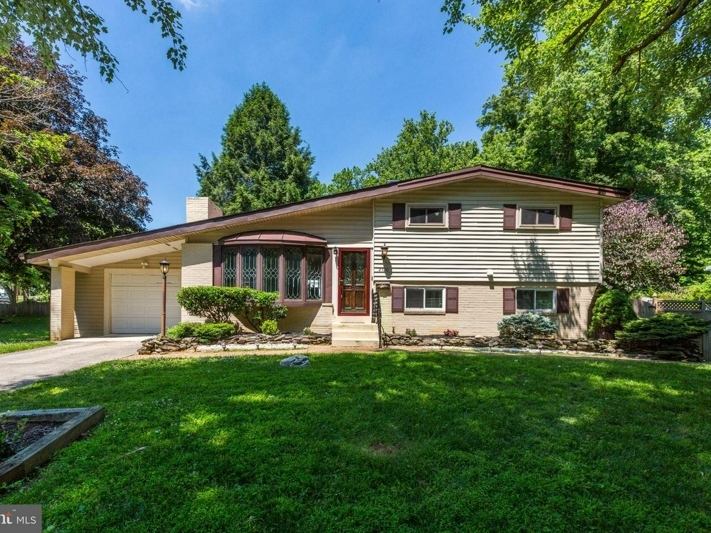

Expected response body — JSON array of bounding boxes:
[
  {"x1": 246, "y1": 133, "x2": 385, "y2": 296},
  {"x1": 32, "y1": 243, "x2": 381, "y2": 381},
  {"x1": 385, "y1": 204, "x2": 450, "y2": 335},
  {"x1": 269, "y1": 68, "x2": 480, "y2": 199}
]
[{"x1": 221, "y1": 245, "x2": 325, "y2": 303}]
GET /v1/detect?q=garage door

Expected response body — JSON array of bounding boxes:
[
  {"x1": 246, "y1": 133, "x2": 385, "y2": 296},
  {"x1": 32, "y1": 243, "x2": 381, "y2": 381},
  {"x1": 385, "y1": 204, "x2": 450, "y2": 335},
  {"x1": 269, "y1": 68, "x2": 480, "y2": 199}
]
[{"x1": 111, "y1": 272, "x2": 181, "y2": 334}]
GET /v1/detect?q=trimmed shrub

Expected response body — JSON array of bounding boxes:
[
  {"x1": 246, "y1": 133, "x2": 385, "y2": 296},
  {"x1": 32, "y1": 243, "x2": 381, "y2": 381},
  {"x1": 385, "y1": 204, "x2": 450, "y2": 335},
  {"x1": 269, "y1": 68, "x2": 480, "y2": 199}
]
[
  {"x1": 260, "y1": 319, "x2": 279, "y2": 335},
  {"x1": 588, "y1": 289, "x2": 637, "y2": 339},
  {"x1": 193, "y1": 323, "x2": 236, "y2": 343},
  {"x1": 165, "y1": 322, "x2": 235, "y2": 342},
  {"x1": 176, "y1": 286, "x2": 287, "y2": 331},
  {"x1": 498, "y1": 312, "x2": 557, "y2": 340},
  {"x1": 242, "y1": 291, "x2": 287, "y2": 331},
  {"x1": 166, "y1": 322, "x2": 200, "y2": 339},
  {"x1": 176, "y1": 286, "x2": 248, "y2": 323},
  {"x1": 616, "y1": 312, "x2": 710, "y2": 350}
]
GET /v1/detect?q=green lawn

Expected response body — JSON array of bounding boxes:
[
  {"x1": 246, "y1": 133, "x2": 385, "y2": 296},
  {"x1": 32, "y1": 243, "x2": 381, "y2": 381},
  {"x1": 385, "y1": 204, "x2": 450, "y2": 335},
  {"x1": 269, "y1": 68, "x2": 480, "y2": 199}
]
[
  {"x1": 0, "y1": 316, "x2": 53, "y2": 354},
  {"x1": 1, "y1": 352, "x2": 710, "y2": 532}
]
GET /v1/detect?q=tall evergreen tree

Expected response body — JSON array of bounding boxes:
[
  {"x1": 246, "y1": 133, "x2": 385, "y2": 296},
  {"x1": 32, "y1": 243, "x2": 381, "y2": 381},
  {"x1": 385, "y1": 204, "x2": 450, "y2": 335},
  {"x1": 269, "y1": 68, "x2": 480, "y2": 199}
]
[{"x1": 196, "y1": 83, "x2": 317, "y2": 214}]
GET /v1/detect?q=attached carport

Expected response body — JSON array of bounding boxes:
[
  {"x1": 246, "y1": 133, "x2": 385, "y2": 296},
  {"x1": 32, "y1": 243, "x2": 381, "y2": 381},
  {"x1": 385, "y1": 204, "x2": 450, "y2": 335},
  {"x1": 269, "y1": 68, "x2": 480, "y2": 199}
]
[{"x1": 37, "y1": 240, "x2": 185, "y2": 340}]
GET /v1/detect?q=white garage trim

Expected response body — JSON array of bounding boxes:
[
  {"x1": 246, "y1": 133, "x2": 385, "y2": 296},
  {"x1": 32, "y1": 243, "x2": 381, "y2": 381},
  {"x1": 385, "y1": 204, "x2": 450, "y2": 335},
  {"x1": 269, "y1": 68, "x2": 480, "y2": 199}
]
[{"x1": 103, "y1": 269, "x2": 182, "y2": 335}]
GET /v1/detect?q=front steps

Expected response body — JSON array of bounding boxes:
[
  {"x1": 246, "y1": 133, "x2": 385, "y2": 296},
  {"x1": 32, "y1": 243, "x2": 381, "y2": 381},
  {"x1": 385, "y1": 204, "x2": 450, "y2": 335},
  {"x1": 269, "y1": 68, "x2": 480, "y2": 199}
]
[{"x1": 331, "y1": 322, "x2": 380, "y2": 348}]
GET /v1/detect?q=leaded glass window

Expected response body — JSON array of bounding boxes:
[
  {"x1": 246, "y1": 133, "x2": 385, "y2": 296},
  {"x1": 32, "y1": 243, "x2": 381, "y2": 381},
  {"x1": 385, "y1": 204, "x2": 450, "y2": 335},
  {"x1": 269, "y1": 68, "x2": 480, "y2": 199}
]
[
  {"x1": 306, "y1": 248, "x2": 322, "y2": 300},
  {"x1": 220, "y1": 244, "x2": 325, "y2": 302},
  {"x1": 241, "y1": 247, "x2": 257, "y2": 289},
  {"x1": 285, "y1": 247, "x2": 302, "y2": 299},
  {"x1": 223, "y1": 248, "x2": 238, "y2": 287},
  {"x1": 262, "y1": 247, "x2": 280, "y2": 293}
]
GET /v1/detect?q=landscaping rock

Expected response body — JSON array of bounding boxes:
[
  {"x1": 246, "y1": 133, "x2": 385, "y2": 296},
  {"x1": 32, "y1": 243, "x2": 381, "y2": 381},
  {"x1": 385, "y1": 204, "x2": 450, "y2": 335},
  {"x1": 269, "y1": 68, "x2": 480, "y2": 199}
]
[
  {"x1": 280, "y1": 355, "x2": 310, "y2": 368},
  {"x1": 381, "y1": 333, "x2": 704, "y2": 361}
]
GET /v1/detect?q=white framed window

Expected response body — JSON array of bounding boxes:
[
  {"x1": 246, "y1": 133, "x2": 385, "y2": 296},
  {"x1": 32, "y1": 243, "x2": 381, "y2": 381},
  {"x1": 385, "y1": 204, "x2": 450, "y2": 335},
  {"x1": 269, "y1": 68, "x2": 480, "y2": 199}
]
[
  {"x1": 518, "y1": 206, "x2": 557, "y2": 228},
  {"x1": 405, "y1": 287, "x2": 445, "y2": 312},
  {"x1": 516, "y1": 289, "x2": 556, "y2": 313},
  {"x1": 407, "y1": 205, "x2": 446, "y2": 227}
]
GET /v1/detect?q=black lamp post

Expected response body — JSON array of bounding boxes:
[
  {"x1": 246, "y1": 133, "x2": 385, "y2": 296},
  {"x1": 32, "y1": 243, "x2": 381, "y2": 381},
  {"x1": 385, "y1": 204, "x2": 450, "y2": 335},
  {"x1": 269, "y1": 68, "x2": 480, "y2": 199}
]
[{"x1": 159, "y1": 258, "x2": 170, "y2": 337}]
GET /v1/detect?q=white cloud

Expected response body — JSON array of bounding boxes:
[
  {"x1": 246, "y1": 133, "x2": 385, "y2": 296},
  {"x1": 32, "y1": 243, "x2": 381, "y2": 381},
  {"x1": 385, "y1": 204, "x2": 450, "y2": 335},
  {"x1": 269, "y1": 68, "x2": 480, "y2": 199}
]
[{"x1": 174, "y1": 0, "x2": 210, "y2": 10}]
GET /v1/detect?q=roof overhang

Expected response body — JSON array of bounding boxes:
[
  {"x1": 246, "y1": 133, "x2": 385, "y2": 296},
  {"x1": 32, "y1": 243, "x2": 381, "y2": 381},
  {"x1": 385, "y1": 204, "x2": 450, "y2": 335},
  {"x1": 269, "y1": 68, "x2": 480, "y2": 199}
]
[{"x1": 23, "y1": 165, "x2": 631, "y2": 267}]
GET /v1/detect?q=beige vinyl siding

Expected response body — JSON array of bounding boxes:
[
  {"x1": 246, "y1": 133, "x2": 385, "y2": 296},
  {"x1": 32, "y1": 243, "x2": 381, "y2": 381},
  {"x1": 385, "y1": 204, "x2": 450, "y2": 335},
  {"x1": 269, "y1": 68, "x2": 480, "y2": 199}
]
[
  {"x1": 74, "y1": 251, "x2": 182, "y2": 337},
  {"x1": 380, "y1": 284, "x2": 596, "y2": 338},
  {"x1": 190, "y1": 202, "x2": 373, "y2": 246},
  {"x1": 374, "y1": 178, "x2": 601, "y2": 283}
]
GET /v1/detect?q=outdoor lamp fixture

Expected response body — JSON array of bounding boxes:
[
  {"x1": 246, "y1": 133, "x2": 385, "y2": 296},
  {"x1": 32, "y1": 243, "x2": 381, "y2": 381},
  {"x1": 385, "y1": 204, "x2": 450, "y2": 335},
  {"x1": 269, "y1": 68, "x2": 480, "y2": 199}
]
[
  {"x1": 486, "y1": 269, "x2": 494, "y2": 278},
  {"x1": 160, "y1": 258, "x2": 170, "y2": 276},
  {"x1": 381, "y1": 243, "x2": 389, "y2": 257},
  {"x1": 141, "y1": 260, "x2": 149, "y2": 269},
  {"x1": 333, "y1": 247, "x2": 338, "y2": 258},
  {"x1": 159, "y1": 258, "x2": 170, "y2": 337}
]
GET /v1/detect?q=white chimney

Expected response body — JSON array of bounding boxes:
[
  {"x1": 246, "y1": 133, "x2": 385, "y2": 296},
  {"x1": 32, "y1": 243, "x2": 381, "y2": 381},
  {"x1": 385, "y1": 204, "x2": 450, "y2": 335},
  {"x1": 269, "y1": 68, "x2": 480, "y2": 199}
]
[{"x1": 186, "y1": 197, "x2": 223, "y2": 223}]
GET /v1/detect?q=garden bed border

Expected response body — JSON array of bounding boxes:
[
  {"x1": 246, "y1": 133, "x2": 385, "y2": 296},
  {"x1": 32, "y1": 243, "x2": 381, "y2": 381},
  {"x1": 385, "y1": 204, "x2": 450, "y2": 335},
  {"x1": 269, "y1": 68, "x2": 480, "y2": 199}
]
[{"x1": 0, "y1": 406, "x2": 105, "y2": 485}]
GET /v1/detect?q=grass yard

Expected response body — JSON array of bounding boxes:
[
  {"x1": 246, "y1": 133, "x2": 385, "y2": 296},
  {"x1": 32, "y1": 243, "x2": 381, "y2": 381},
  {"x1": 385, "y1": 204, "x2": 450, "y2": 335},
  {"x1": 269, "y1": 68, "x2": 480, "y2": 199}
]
[
  {"x1": 0, "y1": 316, "x2": 53, "y2": 354},
  {"x1": 0, "y1": 352, "x2": 709, "y2": 532}
]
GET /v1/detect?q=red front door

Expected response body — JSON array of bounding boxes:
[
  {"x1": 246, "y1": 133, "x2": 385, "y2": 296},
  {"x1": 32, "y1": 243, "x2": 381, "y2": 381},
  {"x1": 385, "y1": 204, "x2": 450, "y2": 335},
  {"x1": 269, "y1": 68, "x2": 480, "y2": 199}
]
[{"x1": 339, "y1": 250, "x2": 369, "y2": 315}]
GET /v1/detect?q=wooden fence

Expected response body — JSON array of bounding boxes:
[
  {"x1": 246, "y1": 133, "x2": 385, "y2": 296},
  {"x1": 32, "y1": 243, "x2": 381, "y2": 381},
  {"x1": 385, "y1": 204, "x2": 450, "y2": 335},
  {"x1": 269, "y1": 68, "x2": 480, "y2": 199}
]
[
  {"x1": 0, "y1": 301, "x2": 49, "y2": 317},
  {"x1": 631, "y1": 298, "x2": 711, "y2": 361}
]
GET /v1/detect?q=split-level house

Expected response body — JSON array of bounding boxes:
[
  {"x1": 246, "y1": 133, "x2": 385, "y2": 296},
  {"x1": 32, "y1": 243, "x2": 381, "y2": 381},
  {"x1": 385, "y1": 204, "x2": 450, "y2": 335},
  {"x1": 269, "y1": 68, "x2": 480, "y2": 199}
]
[{"x1": 24, "y1": 166, "x2": 630, "y2": 347}]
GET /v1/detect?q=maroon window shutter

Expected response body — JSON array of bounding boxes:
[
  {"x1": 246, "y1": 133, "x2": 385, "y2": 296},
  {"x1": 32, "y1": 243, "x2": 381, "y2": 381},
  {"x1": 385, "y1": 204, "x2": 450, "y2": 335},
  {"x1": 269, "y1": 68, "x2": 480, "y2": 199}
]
[
  {"x1": 446, "y1": 287, "x2": 459, "y2": 313},
  {"x1": 559, "y1": 205, "x2": 573, "y2": 231},
  {"x1": 557, "y1": 288, "x2": 570, "y2": 313},
  {"x1": 213, "y1": 245, "x2": 222, "y2": 286},
  {"x1": 503, "y1": 204, "x2": 517, "y2": 230},
  {"x1": 448, "y1": 203, "x2": 462, "y2": 230},
  {"x1": 392, "y1": 203, "x2": 406, "y2": 229},
  {"x1": 392, "y1": 286, "x2": 404, "y2": 313},
  {"x1": 503, "y1": 288, "x2": 516, "y2": 314}
]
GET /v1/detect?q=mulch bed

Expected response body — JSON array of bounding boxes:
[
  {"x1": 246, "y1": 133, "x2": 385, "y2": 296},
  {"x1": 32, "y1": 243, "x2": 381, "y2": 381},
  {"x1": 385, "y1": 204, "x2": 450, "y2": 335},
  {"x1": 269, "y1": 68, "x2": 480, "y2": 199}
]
[{"x1": 1, "y1": 420, "x2": 63, "y2": 461}]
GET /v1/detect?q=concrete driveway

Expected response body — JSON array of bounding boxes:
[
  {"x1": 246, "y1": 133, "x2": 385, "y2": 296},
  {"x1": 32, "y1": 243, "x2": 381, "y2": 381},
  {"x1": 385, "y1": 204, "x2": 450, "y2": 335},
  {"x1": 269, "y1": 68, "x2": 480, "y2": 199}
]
[{"x1": 0, "y1": 337, "x2": 145, "y2": 392}]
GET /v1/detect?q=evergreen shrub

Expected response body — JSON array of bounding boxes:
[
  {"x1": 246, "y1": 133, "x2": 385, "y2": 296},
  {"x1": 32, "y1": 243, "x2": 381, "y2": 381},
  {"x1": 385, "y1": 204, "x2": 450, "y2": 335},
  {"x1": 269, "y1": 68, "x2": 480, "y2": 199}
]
[
  {"x1": 166, "y1": 322, "x2": 235, "y2": 342},
  {"x1": 260, "y1": 320, "x2": 279, "y2": 335},
  {"x1": 498, "y1": 312, "x2": 557, "y2": 340},
  {"x1": 176, "y1": 286, "x2": 286, "y2": 331},
  {"x1": 616, "y1": 313, "x2": 710, "y2": 349},
  {"x1": 588, "y1": 289, "x2": 637, "y2": 338}
]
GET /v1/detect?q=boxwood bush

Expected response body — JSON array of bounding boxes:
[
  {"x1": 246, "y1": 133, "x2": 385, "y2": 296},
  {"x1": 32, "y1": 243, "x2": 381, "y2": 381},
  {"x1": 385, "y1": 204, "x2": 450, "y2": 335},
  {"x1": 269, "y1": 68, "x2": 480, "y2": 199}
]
[
  {"x1": 166, "y1": 322, "x2": 236, "y2": 342},
  {"x1": 615, "y1": 312, "x2": 710, "y2": 350},
  {"x1": 176, "y1": 286, "x2": 286, "y2": 331},
  {"x1": 498, "y1": 312, "x2": 557, "y2": 340}
]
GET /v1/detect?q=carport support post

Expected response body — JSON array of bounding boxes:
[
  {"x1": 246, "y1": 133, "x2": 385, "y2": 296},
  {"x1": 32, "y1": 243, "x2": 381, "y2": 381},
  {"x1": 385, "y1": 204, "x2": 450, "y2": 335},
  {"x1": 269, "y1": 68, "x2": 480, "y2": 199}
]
[{"x1": 50, "y1": 266, "x2": 75, "y2": 341}]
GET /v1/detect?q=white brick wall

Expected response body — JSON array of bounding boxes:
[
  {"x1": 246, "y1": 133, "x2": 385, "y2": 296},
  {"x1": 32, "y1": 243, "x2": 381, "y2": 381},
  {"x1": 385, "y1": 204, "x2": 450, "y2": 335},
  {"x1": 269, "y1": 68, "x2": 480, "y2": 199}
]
[
  {"x1": 50, "y1": 266, "x2": 75, "y2": 340},
  {"x1": 180, "y1": 243, "x2": 213, "y2": 322},
  {"x1": 380, "y1": 283, "x2": 596, "y2": 339},
  {"x1": 186, "y1": 197, "x2": 223, "y2": 223}
]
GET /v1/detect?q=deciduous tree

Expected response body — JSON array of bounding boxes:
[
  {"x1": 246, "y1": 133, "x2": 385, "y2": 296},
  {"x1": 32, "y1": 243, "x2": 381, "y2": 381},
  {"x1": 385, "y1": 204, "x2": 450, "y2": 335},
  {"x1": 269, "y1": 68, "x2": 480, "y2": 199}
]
[
  {"x1": 603, "y1": 200, "x2": 687, "y2": 293},
  {"x1": 328, "y1": 110, "x2": 479, "y2": 193},
  {"x1": 0, "y1": 42, "x2": 151, "y2": 296},
  {"x1": 0, "y1": 0, "x2": 187, "y2": 82},
  {"x1": 441, "y1": 0, "x2": 711, "y2": 122}
]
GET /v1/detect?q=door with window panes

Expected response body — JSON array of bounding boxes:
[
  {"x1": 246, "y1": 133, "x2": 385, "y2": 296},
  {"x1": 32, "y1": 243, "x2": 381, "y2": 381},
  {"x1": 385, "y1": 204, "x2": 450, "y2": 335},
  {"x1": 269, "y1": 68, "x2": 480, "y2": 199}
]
[{"x1": 339, "y1": 250, "x2": 369, "y2": 315}]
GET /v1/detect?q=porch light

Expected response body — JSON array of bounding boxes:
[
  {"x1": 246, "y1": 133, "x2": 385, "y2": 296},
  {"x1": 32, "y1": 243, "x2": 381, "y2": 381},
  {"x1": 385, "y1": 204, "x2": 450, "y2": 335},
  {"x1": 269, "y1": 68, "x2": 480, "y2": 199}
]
[
  {"x1": 159, "y1": 258, "x2": 170, "y2": 275},
  {"x1": 333, "y1": 247, "x2": 338, "y2": 258},
  {"x1": 141, "y1": 260, "x2": 149, "y2": 269},
  {"x1": 381, "y1": 243, "x2": 389, "y2": 257}
]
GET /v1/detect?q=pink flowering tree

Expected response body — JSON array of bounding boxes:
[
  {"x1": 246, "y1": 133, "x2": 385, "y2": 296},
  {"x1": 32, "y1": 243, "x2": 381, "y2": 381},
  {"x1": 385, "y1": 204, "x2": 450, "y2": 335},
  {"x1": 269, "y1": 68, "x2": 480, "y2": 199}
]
[{"x1": 603, "y1": 200, "x2": 687, "y2": 293}]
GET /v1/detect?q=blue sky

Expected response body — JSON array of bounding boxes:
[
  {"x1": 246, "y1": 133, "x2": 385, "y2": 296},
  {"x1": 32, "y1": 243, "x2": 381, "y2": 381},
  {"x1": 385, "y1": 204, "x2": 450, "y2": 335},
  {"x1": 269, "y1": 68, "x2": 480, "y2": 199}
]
[{"x1": 67, "y1": 1, "x2": 503, "y2": 229}]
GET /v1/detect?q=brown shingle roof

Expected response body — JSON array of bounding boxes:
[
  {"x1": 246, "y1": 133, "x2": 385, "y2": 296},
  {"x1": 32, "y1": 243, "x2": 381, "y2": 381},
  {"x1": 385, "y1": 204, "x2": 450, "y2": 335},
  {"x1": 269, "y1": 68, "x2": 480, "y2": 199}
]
[{"x1": 23, "y1": 165, "x2": 630, "y2": 264}]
